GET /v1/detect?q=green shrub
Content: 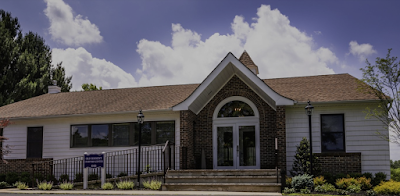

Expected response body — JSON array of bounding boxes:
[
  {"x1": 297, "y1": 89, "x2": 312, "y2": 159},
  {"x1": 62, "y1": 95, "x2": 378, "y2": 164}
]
[
  {"x1": 34, "y1": 173, "x2": 44, "y2": 182},
  {"x1": 285, "y1": 177, "x2": 292, "y2": 188},
  {"x1": 391, "y1": 160, "x2": 400, "y2": 169},
  {"x1": 74, "y1": 173, "x2": 83, "y2": 182},
  {"x1": 37, "y1": 180, "x2": 53, "y2": 190},
  {"x1": 283, "y1": 187, "x2": 295, "y2": 194},
  {"x1": 117, "y1": 172, "x2": 127, "y2": 177},
  {"x1": 366, "y1": 189, "x2": 377, "y2": 196},
  {"x1": 391, "y1": 168, "x2": 400, "y2": 182},
  {"x1": 88, "y1": 174, "x2": 99, "y2": 181},
  {"x1": 372, "y1": 172, "x2": 387, "y2": 186},
  {"x1": 0, "y1": 174, "x2": 5, "y2": 182},
  {"x1": 14, "y1": 181, "x2": 28, "y2": 190},
  {"x1": 59, "y1": 174, "x2": 69, "y2": 182},
  {"x1": 336, "y1": 189, "x2": 349, "y2": 195},
  {"x1": 116, "y1": 180, "x2": 134, "y2": 190},
  {"x1": 0, "y1": 181, "x2": 9, "y2": 188},
  {"x1": 357, "y1": 176, "x2": 372, "y2": 190},
  {"x1": 300, "y1": 188, "x2": 311, "y2": 194},
  {"x1": 313, "y1": 176, "x2": 326, "y2": 186},
  {"x1": 335, "y1": 177, "x2": 359, "y2": 189},
  {"x1": 106, "y1": 173, "x2": 112, "y2": 178},
  {"x1": 373, "y1": 180, "x2": 400, "y2": 195},
  {"x1": 291, "y1": 174, "x2": 314, "y2": 191},
  {"x1": 46, "y1": 174, "x2": 58, "y2": 184},
  {"x1": 314, "y1": 183, "x2": 336, "y2": 193},
  {"x1": 363, "y1": 172, "x2": 373, "y2": 180},
  {"x1": 142, "y1": 179, "x2": 162, "y2": 190},
  {"x1": 346, "y1": 184, "x2": 361, "y2": 193},
  {"x1": 59, "y1": 181, "x2": 74, "y2": 190},
  {"x1": 19, "y1": 172, "x2": 30, "y2": 184},
  {"x1": 102, "y1": 182, "x2": 114, "y2": 190},
  {"x1": 5, "y1": 172, "x2": 19, "y2": 185},
  {"x1": 290, "y1": 137, "x2": 321, "y2": 176},
  {"x1": 349, "y1": 173, "x2": 362, "y2": 178}
]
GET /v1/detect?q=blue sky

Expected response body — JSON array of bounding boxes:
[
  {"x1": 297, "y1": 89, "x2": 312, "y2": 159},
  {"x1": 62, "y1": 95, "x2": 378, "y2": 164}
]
[{"x1": 2, "y1": 0, "x2": 400, "y2": 159}]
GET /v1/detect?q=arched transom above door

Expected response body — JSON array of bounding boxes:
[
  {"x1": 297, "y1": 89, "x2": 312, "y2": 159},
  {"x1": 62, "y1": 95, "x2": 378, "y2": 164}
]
[{"x1": 213, "y1": 96, "x2": 259, "y2": 120}]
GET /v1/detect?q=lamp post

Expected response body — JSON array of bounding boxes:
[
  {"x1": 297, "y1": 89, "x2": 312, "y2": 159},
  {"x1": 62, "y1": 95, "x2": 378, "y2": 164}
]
[
  {"x1": 305, "y1": 100, "x2": 314, "y2": 175},
  {"x1": 137, "y1": 110, "x2": 144, "y2": 187}
]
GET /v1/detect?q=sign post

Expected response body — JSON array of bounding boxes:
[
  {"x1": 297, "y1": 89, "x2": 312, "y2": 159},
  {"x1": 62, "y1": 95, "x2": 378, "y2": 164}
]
[{"x1": 83, "y1": 153, "x2": 105, "y2": 189}]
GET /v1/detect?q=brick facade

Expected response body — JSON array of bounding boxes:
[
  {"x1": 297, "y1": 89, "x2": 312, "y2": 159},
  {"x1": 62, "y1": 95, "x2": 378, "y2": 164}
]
[
  {"x1": 314, "y1": 152, "x2": 362, "y2": 174},
  {"x1": 180, "y1": 75, "x2": 286, "y2": 170},
  {"x1": 0, "y1": 158, "x2": 52, "y2": 174}
]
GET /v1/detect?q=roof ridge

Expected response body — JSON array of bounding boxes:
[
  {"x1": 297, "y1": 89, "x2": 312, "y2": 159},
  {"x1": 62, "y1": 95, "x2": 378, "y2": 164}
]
[{"x1": 263, "y1": 73, "x2": 351, "y2": 80}]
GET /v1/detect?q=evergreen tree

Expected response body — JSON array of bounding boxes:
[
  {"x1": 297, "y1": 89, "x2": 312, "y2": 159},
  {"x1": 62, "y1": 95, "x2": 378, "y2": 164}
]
[
  {"x1": 290, "y1": 137, "x2": 320, "y2": 176},
  {"x1": 81, "y1": 83, "x2": 102, "y2": 91},
  {"x1": 0, "y1": 10, "x2": 72, "y2": 106}
]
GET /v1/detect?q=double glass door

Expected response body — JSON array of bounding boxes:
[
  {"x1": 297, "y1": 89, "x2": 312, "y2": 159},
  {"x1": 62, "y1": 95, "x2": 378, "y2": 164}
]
[{"x1": 213, "y1": 124, "x2": 259, "y2": 169}]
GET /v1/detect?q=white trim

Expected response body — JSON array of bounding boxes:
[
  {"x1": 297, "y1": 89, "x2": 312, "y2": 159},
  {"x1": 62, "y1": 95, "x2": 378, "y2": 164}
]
[
  {"x1": 173, "y1": 53, "x2": 294, "y2": 113},
  {"x1": 212, "y1": 96, "x2": 260, "y2": 169}
]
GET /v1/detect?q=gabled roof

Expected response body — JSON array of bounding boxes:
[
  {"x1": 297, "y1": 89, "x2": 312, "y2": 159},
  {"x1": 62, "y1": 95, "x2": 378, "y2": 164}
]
[{"x1": 172, "y1": 52, "x2": 294, "y2": 113}]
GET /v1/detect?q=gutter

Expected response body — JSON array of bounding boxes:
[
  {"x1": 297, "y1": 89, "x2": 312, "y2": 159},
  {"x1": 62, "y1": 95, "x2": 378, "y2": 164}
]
[
  {"x1": 4, "y1": 108, "x2": 174, "y2": 121},
  {"x1": 283, "y1": 99, "x2": 382, "y2": 106}
]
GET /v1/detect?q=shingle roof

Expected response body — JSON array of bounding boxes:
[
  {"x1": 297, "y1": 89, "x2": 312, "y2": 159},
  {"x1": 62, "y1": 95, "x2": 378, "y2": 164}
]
[
  {"x1": 263, "y1": 73, "x2": 378, "y2": 103},
  {"x1": 0, "y1": 73, "x2": 378, "y2": 119}
]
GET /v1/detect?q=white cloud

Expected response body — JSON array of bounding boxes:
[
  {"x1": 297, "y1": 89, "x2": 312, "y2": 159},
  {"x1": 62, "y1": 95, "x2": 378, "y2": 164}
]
[
  {"x1": 349, "y1": 41, "x2": 377, "y2": 61},
  {"x1": 136, "y1": 5, "x2": 336, "y2": 87},
  {"x1": 44, "y1": 0, "x2": 103, "y2": 46},
  {"x1": 52, "y1": 47, "x2": 137, "y2": 91},
  {"x1": 314, "y1": 31, "x2": 322, "y2": 35}
]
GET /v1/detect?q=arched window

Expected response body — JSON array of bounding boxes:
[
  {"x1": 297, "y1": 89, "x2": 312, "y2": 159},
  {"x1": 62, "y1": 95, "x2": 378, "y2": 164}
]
[{"x1": 217, "y1": 101, "x2": 255, "y2": 117}]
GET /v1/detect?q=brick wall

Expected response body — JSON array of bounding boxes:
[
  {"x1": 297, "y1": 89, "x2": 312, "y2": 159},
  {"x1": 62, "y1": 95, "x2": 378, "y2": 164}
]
[
  {"x1": 0, "y1": 158, "x2": 52, "y2": 174},
  {"x1": 276, "y1": 106, "x2": 286, "y2": 172},
  {"x1": 314, "y1": 152, "x2": 361, "y2": 174},
  {"x1": 180, "y1": 75, "x2": 284, "y2": 169},
  {"x1": 179, "y1": 110, "x2": 196, "y2": 169}
]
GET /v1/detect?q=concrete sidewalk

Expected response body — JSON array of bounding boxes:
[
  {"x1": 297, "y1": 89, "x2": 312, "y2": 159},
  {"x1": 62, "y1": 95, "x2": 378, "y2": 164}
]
[{"x1": 0, "y1": 188, "x2": 282, "y2": 195}]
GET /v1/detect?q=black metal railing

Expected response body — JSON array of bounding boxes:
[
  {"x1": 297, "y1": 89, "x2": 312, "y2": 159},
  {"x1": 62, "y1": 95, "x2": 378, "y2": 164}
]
[{"x1": 31, "y1": 141, "x2": 177, "y2": 185}]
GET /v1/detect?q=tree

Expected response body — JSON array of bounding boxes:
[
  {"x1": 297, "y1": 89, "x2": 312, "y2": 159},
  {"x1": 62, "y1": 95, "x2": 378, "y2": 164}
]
[
  {"x1": 359, "y1": 49, "x2": 400, "y2": 144},
  {"x1": 81, "y1": 83, "x2": 102, "y2": 91},
  {"x1": 290, "y1": 137, "x2": 320, "y2": 176},
  {"x1": 0, "y1": 10, "x2": 72, "y2": 106},
  {"x1": 0, "y1": 119, "x2": 11, "y2": 162}
]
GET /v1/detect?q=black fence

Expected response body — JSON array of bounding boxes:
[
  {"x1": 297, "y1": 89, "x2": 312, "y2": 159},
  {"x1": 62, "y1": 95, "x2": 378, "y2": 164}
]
[{"x1": 31, "y1": 141, "x2": 177, "y2": 185}]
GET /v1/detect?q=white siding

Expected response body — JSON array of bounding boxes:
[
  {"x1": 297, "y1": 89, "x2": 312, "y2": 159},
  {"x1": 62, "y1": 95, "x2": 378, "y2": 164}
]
[
  {"x1": 2, "y1": 111, "x2": 180, "y2": 167},
  {"x1": 286, "y1": 103, "x2": 390, "y2": 176}
]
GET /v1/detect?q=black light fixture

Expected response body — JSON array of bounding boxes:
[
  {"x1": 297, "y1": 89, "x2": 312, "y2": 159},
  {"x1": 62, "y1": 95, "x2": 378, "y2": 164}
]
[
  {"x1": 305, "y1": 100, "x2": 314, "y2": 175},
  {"x1": 137, "y1": 110, "x2": 144, "y2": 187}
]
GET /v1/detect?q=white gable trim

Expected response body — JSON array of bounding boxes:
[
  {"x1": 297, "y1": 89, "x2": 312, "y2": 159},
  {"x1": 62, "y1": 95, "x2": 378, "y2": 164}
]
[{"x1": 172, "y1": 53, "x2": 294, "y2": 113}]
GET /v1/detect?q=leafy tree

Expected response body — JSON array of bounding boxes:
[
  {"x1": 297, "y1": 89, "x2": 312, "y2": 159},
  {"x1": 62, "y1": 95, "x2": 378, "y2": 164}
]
[
  {"x1": 290, "y1": 137, "x2": 320, "y2": 176},
  {"x1": 81, "y1": 83, "x2": 102, "y2": 91},
  {"x1": 0, "y1": 9, "x2": 72, "y2": 107},
  {"x1": 391, "y1": 160, "x2": 400, "y2": 169},
  {"x1": 359, "y1": 49, "x2": 400, "y2": 144},
  {"x1": 0, "y1": 119, "x2": 11, "y2": 162}
]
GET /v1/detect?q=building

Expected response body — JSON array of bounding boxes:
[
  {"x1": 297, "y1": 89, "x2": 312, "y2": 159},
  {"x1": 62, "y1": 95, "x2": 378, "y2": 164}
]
[{"x1": 0, "y1": 51, "x2": 390, "y2": 178}]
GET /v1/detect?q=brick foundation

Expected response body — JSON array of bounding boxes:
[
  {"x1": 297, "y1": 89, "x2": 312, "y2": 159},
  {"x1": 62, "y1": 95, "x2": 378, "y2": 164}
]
[
  {"x1": 315, "y1": 152, "x2": 361, "y2": 174},
  {"x1": 0, "y1": 158, "x2": 53, "y2": 174},
  {"x1": 180, "y1": 75, "x2": 286, "y2": 170}
]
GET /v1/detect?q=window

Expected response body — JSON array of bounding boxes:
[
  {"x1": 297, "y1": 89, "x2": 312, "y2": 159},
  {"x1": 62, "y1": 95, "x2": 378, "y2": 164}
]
[
  {"x1": 71, "y1": 125, "x2": 88, "y2": 147},
  {"x1": 71, "y1": 121, "x2": 175, "y2": 148},
  {"x1": 321, "y1": 114, "x2": 345, "y2": 152},
  {"x1": 112, "y1": 123, "x2": 130, "y2": 146},
  {"x1": 217, "y1": 101, "x2": 254, "y2": 117}
]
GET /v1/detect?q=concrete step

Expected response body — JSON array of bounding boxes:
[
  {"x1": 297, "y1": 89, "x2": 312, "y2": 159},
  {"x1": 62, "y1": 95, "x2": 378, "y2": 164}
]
[
  {"x1": 166, "y1": 169, "x2": 280, "y2": 177},
  {"x1": 165, "y1": 175, "x2": 280, "y2": 183},
  {"x1": 162, "y1": 183, "x2": 281, "y2": 192}
]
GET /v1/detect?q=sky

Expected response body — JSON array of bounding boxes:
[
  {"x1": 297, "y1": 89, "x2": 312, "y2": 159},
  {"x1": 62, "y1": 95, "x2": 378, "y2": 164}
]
[{"x1": 1, "y1": 0, "x2": 400, "y2": 160}]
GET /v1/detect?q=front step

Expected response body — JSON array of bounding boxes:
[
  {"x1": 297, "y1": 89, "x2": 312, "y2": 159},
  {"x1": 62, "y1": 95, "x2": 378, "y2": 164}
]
[
  {"x1": 162, "y1": 169, "x2": 281, "y2": 192},
  {"x1": 162, "y1": 183, "x2": 281, "y2": 192}
]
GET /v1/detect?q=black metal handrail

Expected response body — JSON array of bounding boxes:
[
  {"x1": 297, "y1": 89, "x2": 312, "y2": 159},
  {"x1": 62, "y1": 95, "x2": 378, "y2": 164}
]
[{"x1": 31, "y1": 142, "x2": 176, "y2": 185}]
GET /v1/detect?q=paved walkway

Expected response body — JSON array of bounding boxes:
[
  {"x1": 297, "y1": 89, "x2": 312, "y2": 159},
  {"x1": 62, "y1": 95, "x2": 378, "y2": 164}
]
[{"x1": 0, "y1": 188, "x2": 282, "y2": 195}]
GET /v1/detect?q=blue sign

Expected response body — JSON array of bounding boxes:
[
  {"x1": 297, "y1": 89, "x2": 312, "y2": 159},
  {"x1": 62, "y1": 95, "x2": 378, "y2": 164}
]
[{"x1": 84, "y1": 154, "x2": 104, "y2": 168}]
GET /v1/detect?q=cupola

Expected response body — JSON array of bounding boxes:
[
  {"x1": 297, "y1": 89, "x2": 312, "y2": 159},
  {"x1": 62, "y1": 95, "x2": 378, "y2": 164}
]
[{"x1": 239, "y1": 50, "x2": 259, "y2": 75}]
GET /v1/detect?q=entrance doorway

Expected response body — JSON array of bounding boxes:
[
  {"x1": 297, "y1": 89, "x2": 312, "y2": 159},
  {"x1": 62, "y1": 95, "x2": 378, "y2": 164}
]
[{"x1": 212, "y1": 96, "x2": 260, "y2": 169}]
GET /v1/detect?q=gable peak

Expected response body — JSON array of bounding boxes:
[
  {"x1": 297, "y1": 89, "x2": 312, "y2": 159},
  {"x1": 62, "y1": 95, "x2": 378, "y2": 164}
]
[{"x1": 239, "y1": 50, "x2": 259, "y2": 75}]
